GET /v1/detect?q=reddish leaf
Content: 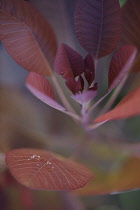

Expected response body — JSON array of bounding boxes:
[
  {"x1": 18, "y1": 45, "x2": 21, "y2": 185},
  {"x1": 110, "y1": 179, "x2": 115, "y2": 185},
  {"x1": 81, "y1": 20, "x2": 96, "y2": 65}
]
[
  {"x1": 26, "y1": 72, "x2": 66, "y2": 111},
  {"x1": 74, "y1": 0, "x2": 121, "y2": 58},
  {"x1": 121, "y1": 0, "x2": 140, "y2": 48},
  {"x1": 0, "y1": 0, "x2": 57, "y2": 75},
  {"x1": 54, "y1": 44, "x2": 85, "y2": 80},
  {"x1": 108, "y1": 45, "x2": 137, "y2": 92},
  {"x1": 84, "y1": 53, "x2": 95, "y2": 86},
  {"x1": 5, "y1": 148, "x2": 93, "y2": 190},
  {"x1": 66, "y1": 76, "x2": 84, "y2": 95},
  {"x1": 95, "y1": 87, "x2": 140, "y2": 122},
  {"x1": 129, "y1": 52, "x2": 140, "y2": 73}
]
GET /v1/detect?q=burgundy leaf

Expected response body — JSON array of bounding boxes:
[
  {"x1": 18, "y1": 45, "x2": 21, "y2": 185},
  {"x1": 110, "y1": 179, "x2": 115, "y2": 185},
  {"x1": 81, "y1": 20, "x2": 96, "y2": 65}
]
[
  {"x1": 121, "y1": 0, "x2": 140, "y2": 48},
  {"x1": 0, "y1": 0, "x2": 57, "y2": 75},
  {"x1": 95, "y1": 87, "x2": 140, "y2": 123},
  {"x1": 5, "y1": 148, "x2": 93, "y2": 190},
  {"x1": 26, "y1": 72, "x2": 66, "y2": 111},
  {"x1": 54, "y1": 44, "x2": 85, "y2": 80},
  {"x1": 129, "y1": 52, "x2": 140, "y2": 73},
  {"x1": 84, "y1": 53, "x2": 95, "y2": 86},
  {"x1": 66, "y1": 76, "x2": 84, "y2": 95},
  {"x1": 74, "y1": 0, "x2": 121, "y2": 58},
  {"x1": 108, "y1": 45, "x2": 137, "y2": 92}
]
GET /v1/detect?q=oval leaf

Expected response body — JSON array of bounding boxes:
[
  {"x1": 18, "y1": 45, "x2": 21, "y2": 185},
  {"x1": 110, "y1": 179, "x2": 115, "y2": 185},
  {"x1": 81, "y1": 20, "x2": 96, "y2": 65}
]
[
  {"x1": 0, "y1": 0, "x2": 57, "y2": 75},
  {"x1": 54, "y1": 44, "x2": 85, "y2": 80},
  {"x1": 74, "y1": 0, "x2": 121, "y2": 58},
  {"x1": 5, "y1": 148, "x2": 93, "y2": 190},
  {"x1": 26, "y1": 72, "x2": 66, "y2": 111},
  {"x1": 95, "y1": 87, "x2": 140, "y2": 122},
  {"x1": 108, "y1": 45, "x2": 137, "y2": 92}
]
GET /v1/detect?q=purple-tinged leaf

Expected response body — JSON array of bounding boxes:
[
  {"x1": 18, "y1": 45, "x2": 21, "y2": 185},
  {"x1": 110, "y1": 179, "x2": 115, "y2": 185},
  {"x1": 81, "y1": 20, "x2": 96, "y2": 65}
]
[
  {"x1": 26, "y1": 72, "x2": 66, "y2": 111},
  {"x1": 54, "y1": 44, "x2": 85, "y2": 80},
  {"x1": 66, "y1": 76, "x2": 84, "y2": 95},
  {"x1": 0, "y1": 0, "x2": 57, "y2": 76},
  {"x1": 74, "y1": 0, "x2": 121, "y2": 58},
  {"x1": 84, "y1": 53, "x2": 95, "y2": 86},
  {"x1": 71, "y1": 83, "x2": 98, "y2": 105},
  {"x1": 108, "y1": 45, "x2": 137, "y2": 92},
  {"x1": 129, "y1": 52, "x2": 140, "y2": 73},
  {"x1": 121, "y1": 0, "x2": 140, "y2": 48},
  {"x1": 95, "y1": 87, "x2": 140, "y2": 123},
  {"x1": 5, "y1": 148, "x2": 93, "y2": 190},
  {"x1": 71, "y1": 90, "x2": 97, "y2": 105}
]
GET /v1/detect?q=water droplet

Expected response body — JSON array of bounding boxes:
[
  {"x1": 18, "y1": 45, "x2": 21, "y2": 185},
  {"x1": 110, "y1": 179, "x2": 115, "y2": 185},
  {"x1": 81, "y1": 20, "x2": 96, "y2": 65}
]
[
  {"x1": 46, "y1": 161, "x2": 51, "y2": 165},
  {"x1": 52, "y1": 166, "x2": 54, "y2": 169}
]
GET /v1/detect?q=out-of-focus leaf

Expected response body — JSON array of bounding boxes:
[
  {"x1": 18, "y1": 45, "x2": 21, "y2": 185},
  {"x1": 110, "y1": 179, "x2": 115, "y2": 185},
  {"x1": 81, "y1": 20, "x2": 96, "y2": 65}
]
[
  {"x1": 75, "y1": 144, "x2": 140, "y2": 195},
  {"x1": 121, "y1": 0, "x2": 140, "y2": 48},
  {"x1": 26, "y1": 72, "x2": 66, "y2": 111},
  {"x1": 54, "y1": 44, "x2": 85, "y2": 80},
  {"x1": 0, "y1": 0, "x2": 57, "y2": 75},
  {"x1": 6, "y1": 148, "x2": 93, "y2": 190},
  {"x1": 108, "y1": 45, "x2": 137, "y2": 92},
  {"x1": 74, "y1": 0, "x2": 121, "y2": 58},
  {"x1": 129, "y1": 52, "x2": 140, "y2": 73},
  {"x1": 0, "y1": 86, "x2": 48, "y2": 152},
  {"x1": 119, "y1": 0, "x2": 127, "y2": 7},
  {"x1": 95, "y1": 87, "x2": 140, "y2": 123}
]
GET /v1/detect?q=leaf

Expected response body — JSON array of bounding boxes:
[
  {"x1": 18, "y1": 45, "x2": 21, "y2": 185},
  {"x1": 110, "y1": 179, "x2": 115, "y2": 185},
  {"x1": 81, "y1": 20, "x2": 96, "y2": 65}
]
[
  {"x1": 54, "y1": 44, "x2": 85, "y2": 80},
  {"x1": 84, "y1": 53, "x2": 95, "y2": 86},
  {"x1": 0, "y1": 86, "x2": 48, "y2": 152},
  {"x1": 5, "y1": 148, "x2": 93, "y2": 190},
  {"x1": 108, "y1": 45, "x2": 137, "y2": 92},
  {"x1": 95, "y1": 87, "x2": 140, "y2": 123},
  {"x1": 66, "y1": 76, "x2": 84, "y2": 95},
  {"x1": 75, "y1": 156, "x2": 140, "y2": 195},
  {"x1": 129, "y1": 52, "x2": 140, "y2": 73},
  {"x1": 119, "y1": 0, "x2": 127, "y2": 7},
  {"x1": 74, "y1": 0, "x2": 121, "y2": 58},
  {"x1": 71, "y1": 83, "x2": 98, "y2": 105},
  {"x1": 121, "y1": 0, "x2": 140, "y2": 48},
  {"x1": 26, "y1": 72, "x2": 66, "y2": 111},
  {"x1": 74, "y1": 143, "x2": 140, "y2": 195},
  {"x1": 0, "y1": 0, "x2": 57, "y2": 75}
]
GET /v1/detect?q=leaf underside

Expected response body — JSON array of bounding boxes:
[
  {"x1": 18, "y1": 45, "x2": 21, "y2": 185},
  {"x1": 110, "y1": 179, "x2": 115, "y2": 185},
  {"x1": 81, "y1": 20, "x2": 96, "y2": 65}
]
[
  {"x1": 95, "y1": 87, "x2": 140, "y2": 122},
  {"x1": 26, "y1": 72, "x2": 66, "y2": 111},
  {"x1": 5, "y1": 148, "x2": 93, "y2": 191},
  {"x1": 74, "y1": 0, "x2": 121, "y2": 58},
  {"x1": 0, "y1": 0, "x2": 57, "y2": 75}
]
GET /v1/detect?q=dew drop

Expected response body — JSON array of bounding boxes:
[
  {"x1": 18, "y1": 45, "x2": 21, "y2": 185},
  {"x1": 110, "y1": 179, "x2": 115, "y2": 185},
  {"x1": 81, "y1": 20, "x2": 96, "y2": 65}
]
[{"x1": 46, "y1": 161, "x2": 51, "y2": 165}]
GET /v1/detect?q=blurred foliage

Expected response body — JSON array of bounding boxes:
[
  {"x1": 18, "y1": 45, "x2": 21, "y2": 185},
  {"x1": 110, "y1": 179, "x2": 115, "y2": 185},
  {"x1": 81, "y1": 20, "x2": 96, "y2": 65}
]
[{"x1": 119, "y1": 0, "x2": 127, "y2": 7}]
